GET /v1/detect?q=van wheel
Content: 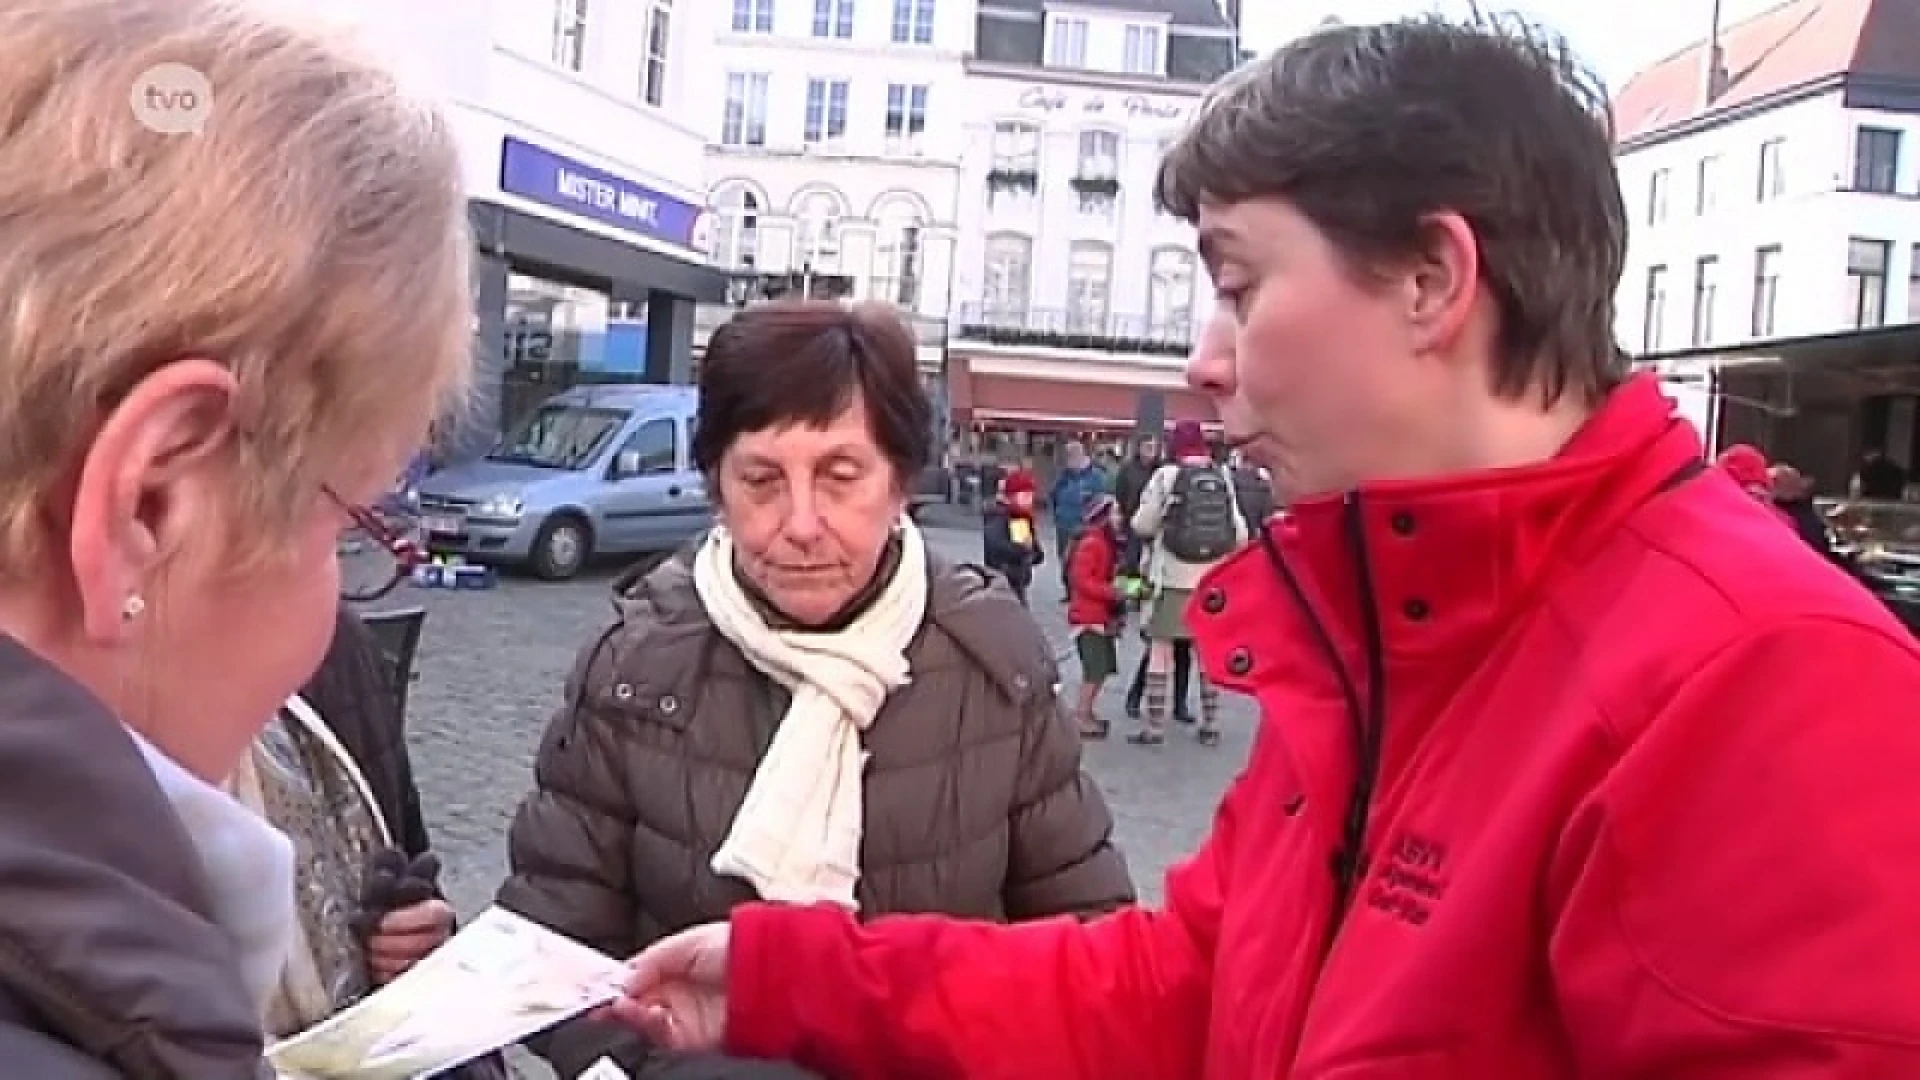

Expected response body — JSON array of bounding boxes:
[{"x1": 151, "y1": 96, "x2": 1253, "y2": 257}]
[{"x1": 530, "y1": 514, "x2": 591, "y2": 580}]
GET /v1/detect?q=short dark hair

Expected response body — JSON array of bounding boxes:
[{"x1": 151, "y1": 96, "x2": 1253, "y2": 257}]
[
  {"x1": 693, "y1": 300, "x2": 933, "y2": 485},
  {"x1": 1156, "y1": 15, "x2": 1628, "y2": 405}
]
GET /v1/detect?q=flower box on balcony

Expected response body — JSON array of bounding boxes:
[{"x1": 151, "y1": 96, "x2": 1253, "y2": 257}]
[
  {"x1": 1068, "y1": 174, "x2": 1120, "y2": 199},
  {"x1": 986, "y1": 167, "x2": 1039, "y2": 195}
]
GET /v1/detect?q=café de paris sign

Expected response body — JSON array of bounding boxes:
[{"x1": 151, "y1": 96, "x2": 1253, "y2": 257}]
[{"x1": 1017, "y1": 85, "x2": 1187, "y2": 126}]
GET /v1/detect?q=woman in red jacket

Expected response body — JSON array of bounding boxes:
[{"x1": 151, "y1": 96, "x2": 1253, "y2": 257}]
[{"x1": 612, "y1": 17, "x2": 1920, "y2": 1079}]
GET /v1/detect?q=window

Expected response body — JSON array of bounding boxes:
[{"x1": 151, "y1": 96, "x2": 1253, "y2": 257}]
[
  {"x1": 495, "y1": 403, "x2": 626, "y2": 468},
  {"x1": 885, "y1": 84, "x2": 929, "y2": 148},
  {"x1": 1849, "y1": 237, "x2": 1891, "y2": 328},
  {"x1": 1122, "y1": 24, "x2": 1162, "y2": 75},
  {"x1": 722, "y1": 72, "x2": 769, "y2": 146},
  {"x1": 640, "y1": 0, "x2": 671, "y2": 107},
  {"x1": 1695, "y1": 155, "x2": 1719, "y2": 215},
  {"x1": 1642, "y1": 264, "x2": 1668, "y2": 352},
  {"x1": 1076, "y1": 130, "x2": 1118, "y2": 180},
  {"x1": 891, "y1": 0, "x2": 934, "y2": 43},
  {"x1": 871, "y1": 197, "x2": 926, "y2": 308},
  {"x1": 1854, "y1": 127, "x2": 1901, "y2": 193},
  {"x1": 551, "y1": 0, "x2": 588, "y2": 70},
  {"x1": 731, "y1": 0, "x2": 772, "y2": 32},
  {"x1": 505, "y1": 273, "x2": 611, "y2": 375},
  {"x1": 792, "y1": 189, "x2": 844, "y2": 271},
  {"x1": 991, "y1": 120, "x2": 1040, "y2": 172},
  {"x1": 1757, "y1": 138, "x2": 1785, "y2": 200},
  {"x1": 1752, "y1": 245, "x2": 1780, "y2": 337},
  {"x1": 813, "y1": 0, "x2": 853, "y2": 39},
  {"x1": 1646, "y1": 168, "x2": 1669, "y2": 224},
  {"x1": 1074, "y1": 130, "x2": 1120, "y2": 213},
  {"x1": 804, "y1": 79, "x2": 850, "y2": 143},
  {"x1": 709, "y1": 182, "x2": 761, "y2": 269},
  {"x1": 1147, "y1": 247, "x2": 1196, "y2": 342},
  {"x1": 982, "y1": 233, "x2": 1033, "y2": 323},
  {"x1": 1066, "y1": 241, "x2": 1112, "y2": 333},
  {"x1": 1690, "y1": 255, "x2": 1718, "y2": 345},
  {"x1": 1048, "y1": 15, "x2": 1088, "y2": 67},
  {"x1": 615, "y1": 418, "x2": 677, "y2": 477},
  {"x1": 1911, "y1": 244, "x2": 1920, "y2": 323}
]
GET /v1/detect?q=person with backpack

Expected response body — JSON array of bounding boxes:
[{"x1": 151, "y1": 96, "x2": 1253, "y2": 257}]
[{"x1": 1127, "y1": 420, "x2": 1246, "y2": 746}]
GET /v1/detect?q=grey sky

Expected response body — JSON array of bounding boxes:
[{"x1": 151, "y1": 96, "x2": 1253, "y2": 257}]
[{"x1": 1241, "y1": 0, "x2": 1786, "y2": 91}]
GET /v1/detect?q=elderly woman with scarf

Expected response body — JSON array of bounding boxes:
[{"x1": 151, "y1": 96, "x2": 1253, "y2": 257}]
[{"x1": 498, "y1": 300, "x2": 1134, "y2": 1080}]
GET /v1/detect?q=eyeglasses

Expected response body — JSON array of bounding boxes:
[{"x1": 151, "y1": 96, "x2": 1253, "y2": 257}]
[{"x1": 323, "y1": 484, "x2": 426, "y2": 602}]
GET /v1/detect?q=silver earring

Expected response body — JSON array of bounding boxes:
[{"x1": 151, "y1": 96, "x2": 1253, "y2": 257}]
[{"x1": 121, "y1": 595, "x2": 145, "y2": 622}]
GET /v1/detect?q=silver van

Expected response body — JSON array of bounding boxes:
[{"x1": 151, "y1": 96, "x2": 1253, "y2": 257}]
[{"x1": 416, "y1": 384, "x2": 711, "y2": 579}]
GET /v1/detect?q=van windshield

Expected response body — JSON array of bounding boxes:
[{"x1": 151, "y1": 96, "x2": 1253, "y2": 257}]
[{"x1": 487, "y1": 405, "x2": 627, "y2": 470}]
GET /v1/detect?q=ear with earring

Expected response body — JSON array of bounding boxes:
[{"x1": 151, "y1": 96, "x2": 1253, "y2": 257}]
[{"x1": 121, "y1": 594, "x2": 146, "y2": 622}]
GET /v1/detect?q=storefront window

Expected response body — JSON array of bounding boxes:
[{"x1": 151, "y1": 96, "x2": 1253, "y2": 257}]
[{"x1": 504, "y1": 272, "x2": 612, "y2": 373}]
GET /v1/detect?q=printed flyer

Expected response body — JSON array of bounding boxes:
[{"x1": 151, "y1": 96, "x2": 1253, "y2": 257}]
[{"x1": 268, "y1": 907, "x2": 629, "y2": 1080}]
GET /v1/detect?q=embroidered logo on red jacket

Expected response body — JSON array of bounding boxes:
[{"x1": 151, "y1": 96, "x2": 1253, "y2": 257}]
[{"x1": 1368, "y1": 831, "x2": 1449, "y2": 927}]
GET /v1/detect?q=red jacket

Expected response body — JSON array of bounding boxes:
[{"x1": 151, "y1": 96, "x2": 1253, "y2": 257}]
[
  {"x1": 722, "y1": 375, "x2": 1920, "y2": 1077},
  {"x1": 1066, "y1": 526, "x2": 1119, "y2": 629}
]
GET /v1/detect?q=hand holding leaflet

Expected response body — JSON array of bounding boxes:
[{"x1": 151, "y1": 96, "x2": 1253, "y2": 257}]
[{"x1": 269, "y1": 907, "x2": 628, "y2": 1080}]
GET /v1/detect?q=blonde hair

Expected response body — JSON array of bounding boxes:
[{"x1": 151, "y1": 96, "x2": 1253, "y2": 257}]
[{"x1": 0, "y1": 0, "x2": 473, "y2": 574}]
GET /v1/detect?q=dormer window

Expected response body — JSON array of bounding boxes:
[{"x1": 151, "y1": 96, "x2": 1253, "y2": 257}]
[
  {"x1": 1122, "y1": 24, "x2": 1163, "y2": 76},
  {"x1": 1046, "y1": 14, "x2": 1088, "y2": 68}
]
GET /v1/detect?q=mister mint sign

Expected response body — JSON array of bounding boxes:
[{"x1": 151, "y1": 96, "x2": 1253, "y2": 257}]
[{"x1": 498, "y1": 137, "x2": 710, "y2": 254}]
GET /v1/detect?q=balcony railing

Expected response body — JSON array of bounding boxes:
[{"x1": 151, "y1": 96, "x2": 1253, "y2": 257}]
[{"x1": 952, "y1": 304, "x2": 1193, "y2": 356}]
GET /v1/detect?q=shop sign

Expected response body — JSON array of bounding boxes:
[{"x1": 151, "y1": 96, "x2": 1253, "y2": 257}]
[
  {"x1": 1015, "y1": 87, "x2": 1188, "y2": 125},
  {"x1": 499, "y1": 137, "x2": 711, "y2": 254}
]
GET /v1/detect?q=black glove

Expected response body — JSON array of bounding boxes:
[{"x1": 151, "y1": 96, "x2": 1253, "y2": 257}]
[{"x1": 350, "y1": 848, "x2": 442, "y2": 939}]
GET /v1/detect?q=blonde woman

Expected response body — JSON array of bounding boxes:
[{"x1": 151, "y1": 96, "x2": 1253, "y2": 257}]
[{"x1": 0, "y1": 0, "x2": 473, "y2": 1076}]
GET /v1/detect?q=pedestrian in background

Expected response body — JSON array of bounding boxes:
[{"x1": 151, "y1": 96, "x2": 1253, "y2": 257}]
[
  {"x1": 1115, "y1": 433, "x2": 1194, "y2": 721},
  {"x1": 498, "y1": 300, "x2": 1132, "y2": 1080},
  {"x1": 981, "y1": 467, "x2": 1043, "y2": 605},
  {"x1": 1065, "y1": 495, "x2": 1126, "y2": 738},
  {"x1": 1114, "y1": 434, "x2": 1163, "y2": 574},
  {"x1": 1228, "y1": 447, "x2": 1276, "y2": 526},
  {"x1": 0, "y1": 0, "x2": 474, "y2": 1072},
  {"x1": 1048, "y1": 440, "x2": 1108, "y2": 593},
  {"x1": 1128, "y1": 419, "x2": 1244, "y2": 746}
]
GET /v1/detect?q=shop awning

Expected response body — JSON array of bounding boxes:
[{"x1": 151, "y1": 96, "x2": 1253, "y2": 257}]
[
  {"x1": 958, "y1": 371, "x2": 1218, "y2": 429},
  {"x1": 969, "y1": 408, "x2": 1223, "y2": 432},
  {"x1": 1648, "y1": 322, "x2": 1920, "y2": 406}
]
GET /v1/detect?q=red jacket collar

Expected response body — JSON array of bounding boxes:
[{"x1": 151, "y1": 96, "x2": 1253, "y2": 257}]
[{"x1": 1195, "y1": 374, "x2": 1705, "y2": 692}]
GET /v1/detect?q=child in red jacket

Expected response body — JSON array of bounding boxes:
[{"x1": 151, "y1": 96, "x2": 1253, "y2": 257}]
[{"x1": 1066, "y1": 494, "x2": 1126, "y2": 739}]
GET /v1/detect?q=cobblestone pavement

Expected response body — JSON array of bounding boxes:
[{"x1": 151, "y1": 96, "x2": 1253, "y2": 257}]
[{"x1": 361, "y1": 511, "x2": 1253, "y2": 1075}]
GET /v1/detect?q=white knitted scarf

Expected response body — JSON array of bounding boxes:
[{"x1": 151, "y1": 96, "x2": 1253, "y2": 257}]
[{"x1": 693, "y1": 516, "x2": 928, "y2": 910}]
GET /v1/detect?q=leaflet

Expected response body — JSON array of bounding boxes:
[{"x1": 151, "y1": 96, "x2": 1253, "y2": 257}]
[{"x1": 268, "y1": 906, "x2": 629, "y2": 1080}]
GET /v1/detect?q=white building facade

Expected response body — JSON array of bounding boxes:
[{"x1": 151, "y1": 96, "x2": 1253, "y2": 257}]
[
  {"x1": 312, "y1": 0, "x2": 726, "y2": 451},
  {"x1": 695, "y1": 0, "x2": 977, "y2": 382},
  {"x1": 945, "y1": 0, "x2": 1241, "y2": 453},
  {"x1": 1608, "y1": 0, "x2": 1920, "y2": 486},
  {"x1": 1617, "y1": 96, "x2": 1920, "y2": 355},
  {"x1": 1611, "y1": 0, "x2": 1920, "y2": 355}
]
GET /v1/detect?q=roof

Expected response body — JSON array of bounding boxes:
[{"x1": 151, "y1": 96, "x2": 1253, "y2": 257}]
[
  {"x1": 981, "y1": 0, "x2": 1234, "y2": 31},
  {"x1": 1613, "y1": 0, "x2": 1920, "y2": 146}
]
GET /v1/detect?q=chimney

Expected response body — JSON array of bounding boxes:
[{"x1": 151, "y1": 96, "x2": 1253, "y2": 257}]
[{"x1": 1700, "y1": 0, "x2": 1729, "y2": 105}]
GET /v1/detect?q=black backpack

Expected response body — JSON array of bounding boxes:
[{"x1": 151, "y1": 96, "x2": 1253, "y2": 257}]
[{"x1": 1161, "y1": 464, "x2": 1239, "y2": 562}]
